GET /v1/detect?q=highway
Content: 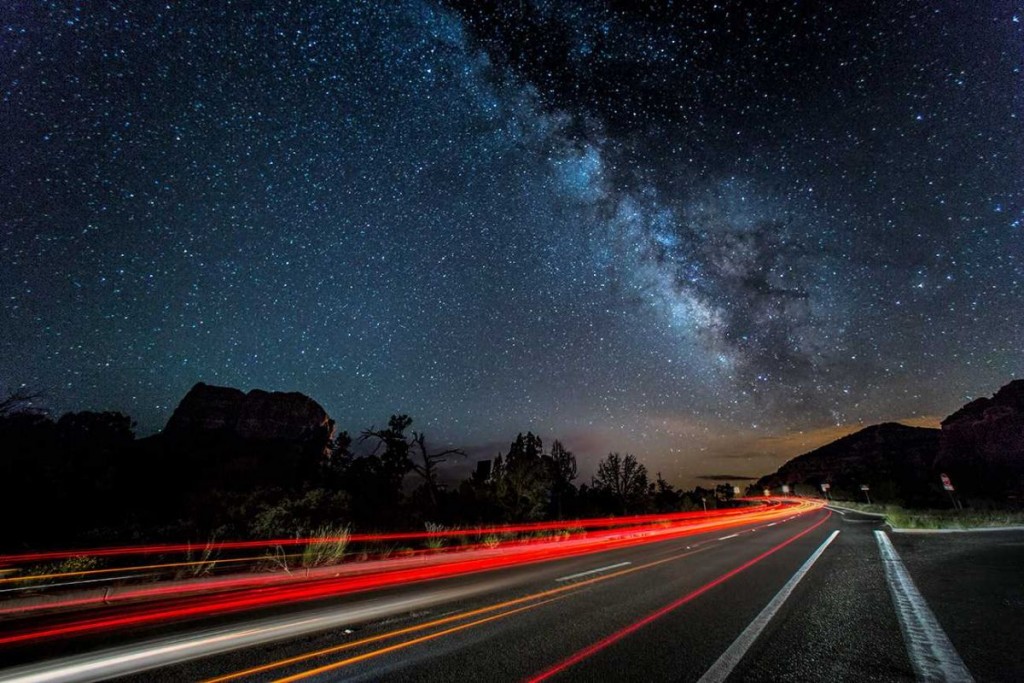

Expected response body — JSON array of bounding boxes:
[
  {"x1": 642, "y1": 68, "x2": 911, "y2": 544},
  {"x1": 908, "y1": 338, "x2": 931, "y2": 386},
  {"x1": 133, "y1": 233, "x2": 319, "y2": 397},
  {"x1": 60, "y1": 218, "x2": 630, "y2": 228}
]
[{"x1": 1, "y1": 503, "x2": 1020, "y2": 682}]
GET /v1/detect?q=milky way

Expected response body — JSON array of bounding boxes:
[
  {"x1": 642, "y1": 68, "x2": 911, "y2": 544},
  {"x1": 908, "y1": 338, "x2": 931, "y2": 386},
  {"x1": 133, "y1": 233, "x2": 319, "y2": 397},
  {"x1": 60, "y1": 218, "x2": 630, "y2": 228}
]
[{"x1": 2, "y1": 2, "x2": 1022, "y2": 482}]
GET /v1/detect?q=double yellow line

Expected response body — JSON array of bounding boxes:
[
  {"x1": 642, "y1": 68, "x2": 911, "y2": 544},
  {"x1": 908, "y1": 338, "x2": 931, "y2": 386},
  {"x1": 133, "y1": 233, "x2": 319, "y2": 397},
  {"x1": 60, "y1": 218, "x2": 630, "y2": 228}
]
[{"x1": 205, "y1": 545, "x2": 709, "y2": 682}]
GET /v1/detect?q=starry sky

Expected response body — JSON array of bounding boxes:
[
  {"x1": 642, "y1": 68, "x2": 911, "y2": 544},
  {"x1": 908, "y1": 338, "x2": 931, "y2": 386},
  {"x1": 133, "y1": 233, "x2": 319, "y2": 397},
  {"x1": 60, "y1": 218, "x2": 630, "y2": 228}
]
[{"x1": 2, "y1": 1, "x2": 1022, "y2": 485}]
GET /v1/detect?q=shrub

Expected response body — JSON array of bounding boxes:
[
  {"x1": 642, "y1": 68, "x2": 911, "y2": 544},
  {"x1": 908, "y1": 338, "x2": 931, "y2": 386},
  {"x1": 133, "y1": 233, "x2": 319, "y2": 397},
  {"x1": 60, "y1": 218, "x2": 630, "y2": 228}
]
[
  {"x1": 22, "y1": 555, "x2": 103, "y2": 585},
  {"x1": 176, "y1": 540, "x2": 219, "y2": 579},
  {"x1": 55, "y1": 555, "x2": 101, "y2": 574},
  {"x1": 424, "y1": 522, "x2": 448, "y2": 549},
  {"x1": 301, "y1": 524, "x2": 351, "y2": 568}
]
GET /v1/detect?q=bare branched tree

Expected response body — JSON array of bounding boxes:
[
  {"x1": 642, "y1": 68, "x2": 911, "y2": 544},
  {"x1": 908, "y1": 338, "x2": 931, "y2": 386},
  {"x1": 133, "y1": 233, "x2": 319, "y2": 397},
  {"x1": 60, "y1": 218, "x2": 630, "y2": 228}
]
[
  {"x1": 0, "y1": 388, "x2": 44, "y2": 417},
  {"x1": 411, "y1": 431, "x2": 465, "y2": 507}
]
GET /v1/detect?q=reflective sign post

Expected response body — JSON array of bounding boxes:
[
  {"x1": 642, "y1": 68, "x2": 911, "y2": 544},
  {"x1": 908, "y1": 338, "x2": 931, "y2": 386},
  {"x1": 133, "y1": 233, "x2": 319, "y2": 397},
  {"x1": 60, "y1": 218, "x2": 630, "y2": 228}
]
[
  {"x1": 860, "y1": 483, "x2": 871, "y2": 505},
  {"x1": 940, "y1": 473, "x2": 961, "y2": 510}
]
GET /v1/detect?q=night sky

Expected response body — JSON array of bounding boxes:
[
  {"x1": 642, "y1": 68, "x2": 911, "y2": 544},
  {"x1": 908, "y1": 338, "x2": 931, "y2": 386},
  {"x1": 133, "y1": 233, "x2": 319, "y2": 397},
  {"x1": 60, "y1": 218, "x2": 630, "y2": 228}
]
[{"x1": 2, "y1": 1, "x2": 1022, "y2": 484}]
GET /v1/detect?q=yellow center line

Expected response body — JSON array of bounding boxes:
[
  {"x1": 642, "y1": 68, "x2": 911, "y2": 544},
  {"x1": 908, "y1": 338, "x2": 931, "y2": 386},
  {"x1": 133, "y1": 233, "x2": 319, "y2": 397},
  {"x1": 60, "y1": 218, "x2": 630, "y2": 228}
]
[
  {"x1": 274, "y1": 508, "x2": 826, "y2": 681},
  {"x1": 272, "y1": 596, "x2": 570, "y2": 683},
  {"x1": 204, "y1": 546, "x2": 709, "y2": 683}
]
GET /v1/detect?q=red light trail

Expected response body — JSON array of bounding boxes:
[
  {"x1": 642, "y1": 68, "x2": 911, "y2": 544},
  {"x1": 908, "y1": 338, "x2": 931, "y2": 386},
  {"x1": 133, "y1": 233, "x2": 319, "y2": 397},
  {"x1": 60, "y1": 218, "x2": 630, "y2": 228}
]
[
  {"x1": 0, "y1": 505, "x2": 771, "y2": 565},
  {"x1": 525, "y1": 510, "x2": 832, "y2": 682},
  {"x1": 0, "y1": 500, "x2": 820, "y2": 648}
]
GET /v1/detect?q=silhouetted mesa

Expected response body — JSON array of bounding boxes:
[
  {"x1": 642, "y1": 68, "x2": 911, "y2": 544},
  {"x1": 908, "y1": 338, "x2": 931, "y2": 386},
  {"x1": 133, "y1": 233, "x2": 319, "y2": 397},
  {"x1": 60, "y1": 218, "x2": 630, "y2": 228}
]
[
  {"x1": 164, "y1": 382, "x2": 334, "y2": 445},
  {"x1": 756, "y1": 379, "x2": 1024, "y2": 505},
  {"x1": 938, "y1": 379, "x2": 1024, "y2": 500},
  {"x1": 756, "y1": 423, "x2": 940, "y2": 503}
]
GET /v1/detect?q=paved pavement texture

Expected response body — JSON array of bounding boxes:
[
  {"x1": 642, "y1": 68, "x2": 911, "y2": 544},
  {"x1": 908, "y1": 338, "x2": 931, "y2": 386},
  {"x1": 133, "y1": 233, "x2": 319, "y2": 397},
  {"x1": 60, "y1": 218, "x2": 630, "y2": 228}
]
[{"x1": 1, "y1": 505, "x2": 1020, "y2": 682}]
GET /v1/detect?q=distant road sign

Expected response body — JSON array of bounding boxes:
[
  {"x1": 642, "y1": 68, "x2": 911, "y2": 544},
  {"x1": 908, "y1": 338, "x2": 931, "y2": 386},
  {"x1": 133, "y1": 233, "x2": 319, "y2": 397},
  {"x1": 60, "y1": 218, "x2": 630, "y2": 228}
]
[
  {"x1": 860, "y1": 484, "x2": 870, "y2": 491},
  {"x1": 763, "y1": 489, "x2": 770, "y2": 497},
  {"x1": 820, "y1": 483, "x2": 830, "y2": 492},
  {"x1": 733, "y1": 486, "x2": 741, "y2": 496},
  {"x1": 940, "y1": 473, "x2": 955, "y2": 491},
  {"x1": 781, "y1": 484, "x2": 790, "y2": 494}
]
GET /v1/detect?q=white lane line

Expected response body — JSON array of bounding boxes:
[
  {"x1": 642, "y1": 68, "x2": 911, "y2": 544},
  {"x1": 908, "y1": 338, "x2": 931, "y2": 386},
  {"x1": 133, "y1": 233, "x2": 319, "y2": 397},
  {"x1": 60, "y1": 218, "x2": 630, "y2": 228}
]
[
  {"x1": 697, "y1": 530, "x2": 840, "y2": 683},
  {"x1": 828, "y1": 503, "x2": 886, "y2": 518},
  {"x1": 874, "y1": 530, "x2": 974, "y2": 683},
  {"x1": 0, "y1": 578, "x2": 528, "y2": 683},
  {"x1": 766, "y1": 522, "x2": 777, "y2": 527},
  {"x1": 0, "y1": 574, "x2": 154, "y2": 595},
  {"x1": 717, "y1": 534, "x2": 740, "y2": 541},
  {"x1": 890, "y1": 526, "x2": 1024, "y2": 534},
  {"x1": 554, "y1": 562, "x2": 631, "y2": 583}
]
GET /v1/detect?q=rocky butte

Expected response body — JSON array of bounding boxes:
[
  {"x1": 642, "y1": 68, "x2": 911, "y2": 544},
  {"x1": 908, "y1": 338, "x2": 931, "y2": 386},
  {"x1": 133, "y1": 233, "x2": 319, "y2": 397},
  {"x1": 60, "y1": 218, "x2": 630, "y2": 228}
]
[
  {"x1": 755, "y1": 422, "x2": 940, "y2": 504},
  {"x1": 163, "y1": 382, "x2": 334, "y2": 446},
  {"x1": 138, "y1": 382, "x2": 337, "y2": 502},
  {"x1": 937, "y1": 379, "x2": 1024, "y2": 500}
]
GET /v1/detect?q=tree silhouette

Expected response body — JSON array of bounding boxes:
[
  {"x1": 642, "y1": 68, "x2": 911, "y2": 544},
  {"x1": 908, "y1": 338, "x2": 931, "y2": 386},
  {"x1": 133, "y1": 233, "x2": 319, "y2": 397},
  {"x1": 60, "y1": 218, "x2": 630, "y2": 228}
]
[
  {"x1": 361, "y1": 414, "x2": 415, "y2": 492},
  {"x1": 548, "y1": 439, "x2": 577, "y2": 518},
  {"x1": 0, "y1": 388, "x2": 44, "y2": 417},
  {"x1": 493, "y1": 433, "x2": 552, "y2": 520},
  {"x1": 593, "y1": 452, "x2": 651, "y2": 514},
  {"x1": 410, "y1": 430, "x2": 465, "y2": 509},
  {"x1": 653, "y1": 472, "x2": 681, "y2": 512},
  {"x1": 714, "y1": 483, "x2": 735, "y2": 502}
]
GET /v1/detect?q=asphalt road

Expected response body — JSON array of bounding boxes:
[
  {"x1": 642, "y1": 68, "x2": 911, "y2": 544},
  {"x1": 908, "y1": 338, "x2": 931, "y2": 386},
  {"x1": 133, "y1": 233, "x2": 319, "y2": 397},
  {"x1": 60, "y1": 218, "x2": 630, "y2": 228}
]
[{"x1": 2, "y1": 507, "x2": 1021, "y2": 682}]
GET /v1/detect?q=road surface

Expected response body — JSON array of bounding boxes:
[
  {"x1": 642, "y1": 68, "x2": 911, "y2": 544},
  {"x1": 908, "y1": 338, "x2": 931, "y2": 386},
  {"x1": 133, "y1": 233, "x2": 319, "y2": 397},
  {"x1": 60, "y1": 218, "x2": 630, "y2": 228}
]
[{"x1": 1, "y1": 505, "x2": 1020, "y2": 682}]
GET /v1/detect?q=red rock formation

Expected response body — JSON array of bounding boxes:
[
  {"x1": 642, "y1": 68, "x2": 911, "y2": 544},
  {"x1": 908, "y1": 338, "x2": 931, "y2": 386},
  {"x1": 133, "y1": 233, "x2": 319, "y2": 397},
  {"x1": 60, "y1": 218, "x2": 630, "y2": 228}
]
[
  {"x1": 755, "y1": 422, "x2": 940, "y2": 502},
  {"x1": 164, "y1": 382, "x2": 333, "y2": 445},
  {"x1": 937, "y1": 379, "x2": 1024, "y2": 498},
  {"x1": 755, "y1": 380, "x2": 1024, "y2": 504},
  {"x1": 235, "y1": 388, "x2": 333, "y2": 442},
  {"x1": 164, "y1": 383, "x2": 246, "y2": 436}
]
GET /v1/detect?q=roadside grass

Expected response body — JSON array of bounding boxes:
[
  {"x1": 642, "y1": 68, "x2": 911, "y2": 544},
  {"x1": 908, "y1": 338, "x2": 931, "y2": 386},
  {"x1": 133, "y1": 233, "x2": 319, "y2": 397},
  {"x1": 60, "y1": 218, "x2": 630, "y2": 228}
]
[
  {"x1": 176, "y1": 540, "x2": 219, "y2": 579},
  {"x1": 3, "y1": 516, "x2": 688, "y2": 593},
  {"x1": 423, "y1": 522, "x2": 448, "y2": 549},
  {"x1": 17, "y1": 555, "x2": 103, "y2": 586},
  {"x1": 301, "y1": 525, "x2": 351, "y2": 568},
  {"x1": 832, "y1": 501, "x2": 1024, "y2": 529}
]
